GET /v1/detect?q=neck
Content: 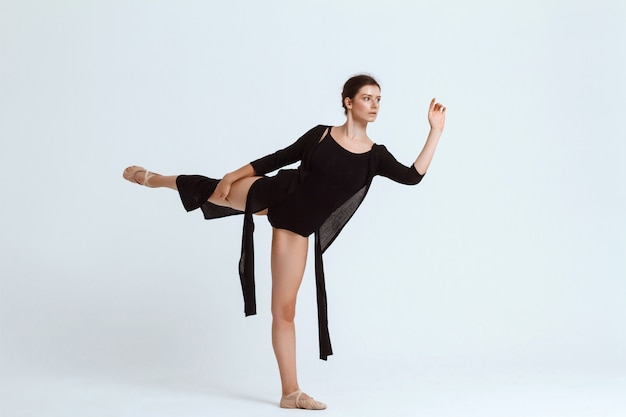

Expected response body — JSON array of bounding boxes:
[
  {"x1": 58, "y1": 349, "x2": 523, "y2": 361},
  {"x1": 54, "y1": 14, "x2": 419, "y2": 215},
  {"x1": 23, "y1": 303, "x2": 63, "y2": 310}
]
[{"x1": 340, "y1": 115, "x2": 368, "y2": 140}]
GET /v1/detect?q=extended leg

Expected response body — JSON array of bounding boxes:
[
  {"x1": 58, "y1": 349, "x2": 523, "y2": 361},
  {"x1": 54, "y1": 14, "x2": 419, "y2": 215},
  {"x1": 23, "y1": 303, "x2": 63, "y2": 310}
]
[
  {"x1": 207, "y1": 176, "x2": 265, "y2": 213},
  {"x1": 123, "y1": 166, "x2": 267, "y2": 214},
  {"x1": 122, "y1": 166, "x2": 178, "y2": 190}
]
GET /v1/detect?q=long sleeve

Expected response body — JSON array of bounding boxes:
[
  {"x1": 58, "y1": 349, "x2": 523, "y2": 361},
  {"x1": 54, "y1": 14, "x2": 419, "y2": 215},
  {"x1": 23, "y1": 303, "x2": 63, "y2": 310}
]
[
  {"x1": 375, "y1": 144, "x2": 424, "y2": 185},
  {"x1": 250, "y1": 125, "x2": 325, "y2": 175}
]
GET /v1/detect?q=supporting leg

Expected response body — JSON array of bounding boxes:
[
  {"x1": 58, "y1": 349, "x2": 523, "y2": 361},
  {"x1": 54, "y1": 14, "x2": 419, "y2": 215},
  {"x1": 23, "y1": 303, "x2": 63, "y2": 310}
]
[
  {"x1": 270, "y1": 228, "x2": 326, "y2": 409},
  {"x1": 271, "y1": 227, "x2": 308, "y2": 396}
]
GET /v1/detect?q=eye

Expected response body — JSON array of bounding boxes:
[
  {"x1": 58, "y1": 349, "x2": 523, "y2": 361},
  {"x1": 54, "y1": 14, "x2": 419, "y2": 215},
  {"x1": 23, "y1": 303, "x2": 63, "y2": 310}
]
[
  {"x1": 376, "y1": 98, "x2": 381, "y2": 103},
  {"x1": 364, "y1": 97, "x2": 370, "y2": 101}
]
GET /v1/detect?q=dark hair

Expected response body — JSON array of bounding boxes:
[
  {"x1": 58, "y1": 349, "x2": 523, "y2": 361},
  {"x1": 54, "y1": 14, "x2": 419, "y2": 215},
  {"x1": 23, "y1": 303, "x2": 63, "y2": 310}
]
[{"x1": 341, "y1": 74, "x2": 380, "y2": 115}]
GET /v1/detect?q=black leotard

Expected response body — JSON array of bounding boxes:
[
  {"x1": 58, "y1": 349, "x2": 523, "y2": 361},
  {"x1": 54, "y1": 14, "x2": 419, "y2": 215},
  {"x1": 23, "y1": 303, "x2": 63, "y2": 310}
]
[
  {"x1": 260, "y1": 131, "x2": 370, "y2": 236},
  {"x1": 176, "y1": 124, "x2": 425, "y2": 360}
]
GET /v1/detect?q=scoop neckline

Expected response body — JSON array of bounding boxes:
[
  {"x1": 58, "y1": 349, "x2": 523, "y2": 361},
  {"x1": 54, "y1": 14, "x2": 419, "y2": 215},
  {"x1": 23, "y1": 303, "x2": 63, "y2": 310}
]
[{"x1": 327, "y1": 127, "x2": 373, "y2": 155}]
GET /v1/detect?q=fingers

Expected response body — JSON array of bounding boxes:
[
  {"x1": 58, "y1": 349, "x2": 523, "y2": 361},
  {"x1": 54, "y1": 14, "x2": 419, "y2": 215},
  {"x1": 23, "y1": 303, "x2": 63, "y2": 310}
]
[
  {"x1": 430, "y1": 100, "x2": 446, "y2": 113},
  {"x1": 215, "y1": 183, "x2": 230, "y2": 200},
  {"x1": 429, "y1": 98, "x2": 446, "y2": 113}
]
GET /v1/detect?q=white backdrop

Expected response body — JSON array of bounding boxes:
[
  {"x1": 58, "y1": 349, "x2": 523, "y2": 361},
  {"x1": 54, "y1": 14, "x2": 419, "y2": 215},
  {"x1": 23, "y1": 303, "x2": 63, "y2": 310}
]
[{"x1": 1, "y1": 1, "x2": 625, "y2": 416}]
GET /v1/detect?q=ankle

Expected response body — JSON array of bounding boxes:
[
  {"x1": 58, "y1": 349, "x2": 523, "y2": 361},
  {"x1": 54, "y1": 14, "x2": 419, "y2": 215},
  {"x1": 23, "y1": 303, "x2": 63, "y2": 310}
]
[{"x1": 140, "y1": 171, "x2": 159, "y2": 188}]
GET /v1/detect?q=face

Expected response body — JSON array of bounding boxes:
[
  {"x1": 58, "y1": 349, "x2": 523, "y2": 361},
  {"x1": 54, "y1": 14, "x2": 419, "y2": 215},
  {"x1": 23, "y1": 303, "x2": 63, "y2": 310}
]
[{"x1": 345, "y1": 84, "x2": 381, "y2": 123}]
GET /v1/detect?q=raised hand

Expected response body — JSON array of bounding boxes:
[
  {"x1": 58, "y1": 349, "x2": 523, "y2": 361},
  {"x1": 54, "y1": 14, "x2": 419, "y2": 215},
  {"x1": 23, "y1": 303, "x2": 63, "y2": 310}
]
[{"x1": 428, "y1": 98, "x2": 446, "y2": 132}]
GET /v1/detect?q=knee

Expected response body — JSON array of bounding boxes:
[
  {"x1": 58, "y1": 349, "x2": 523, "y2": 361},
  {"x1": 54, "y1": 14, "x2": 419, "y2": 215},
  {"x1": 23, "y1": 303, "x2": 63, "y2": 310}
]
[{"x1": 272, "y1": 303, "x2": 296, "y2": 323}]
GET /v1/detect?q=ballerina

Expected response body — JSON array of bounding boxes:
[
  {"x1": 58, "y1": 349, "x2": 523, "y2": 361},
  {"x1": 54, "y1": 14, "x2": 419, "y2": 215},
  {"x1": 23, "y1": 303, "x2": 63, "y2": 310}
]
[{"x1": 123, "y1": 74, "x2": 446, "y2": 410}]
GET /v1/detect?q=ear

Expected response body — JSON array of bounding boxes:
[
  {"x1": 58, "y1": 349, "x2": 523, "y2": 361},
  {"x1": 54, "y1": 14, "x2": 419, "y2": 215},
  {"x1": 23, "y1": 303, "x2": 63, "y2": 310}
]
[{"x1": 344, "y1": 97, "x2": 352, "y2": 110}]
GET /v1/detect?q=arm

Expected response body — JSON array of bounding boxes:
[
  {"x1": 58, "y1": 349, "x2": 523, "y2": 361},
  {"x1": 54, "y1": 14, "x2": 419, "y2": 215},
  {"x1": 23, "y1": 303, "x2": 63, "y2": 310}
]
[
  {"x1": 376, "y1": 98, "x2": 446, "y2": 184},
  {"x1": 214, "y1": 163, "x2": 255, "y2": 200},
  {"x1": 414, "y1": 98, "x2": 446, "y2": 175},
  {"x1": 249, "y1": 124, "x2": 324, "y2": 175},
  {"x1": 214, "y1": 125, "x2": 323, "y2": 200}
]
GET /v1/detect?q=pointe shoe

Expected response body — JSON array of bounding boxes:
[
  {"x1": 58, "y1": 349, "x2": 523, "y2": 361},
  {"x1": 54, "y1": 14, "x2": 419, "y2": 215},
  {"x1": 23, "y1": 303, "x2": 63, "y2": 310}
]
[
  {"x1": 280, "y1": 390, "x2": 327, "y2": 410},
  {"x1": 123, "y1": 166, "x2": 154, "y2": 186}
]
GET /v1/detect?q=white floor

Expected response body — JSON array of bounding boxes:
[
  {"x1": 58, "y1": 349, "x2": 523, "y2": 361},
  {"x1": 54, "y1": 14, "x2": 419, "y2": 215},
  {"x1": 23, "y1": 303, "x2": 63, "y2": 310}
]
[{"x1": 3, "y1": 358, "x2": 625, "y2": 417}]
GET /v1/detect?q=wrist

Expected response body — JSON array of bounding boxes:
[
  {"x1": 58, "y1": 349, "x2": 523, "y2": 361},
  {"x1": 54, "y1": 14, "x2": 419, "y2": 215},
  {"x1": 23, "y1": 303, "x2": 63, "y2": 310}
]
[{"x1": 223, "y1": 173, "x2": 236, "y2": 183}]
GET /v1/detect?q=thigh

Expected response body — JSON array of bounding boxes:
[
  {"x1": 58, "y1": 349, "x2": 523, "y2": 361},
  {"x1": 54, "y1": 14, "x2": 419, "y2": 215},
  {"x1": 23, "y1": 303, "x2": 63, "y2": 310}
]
[
  {"x1": 209, "y1": 176, "x2": 263, "y2": 212},
  {"x1": 271, "y1": 228, "x2": 309, "y2": 313}
]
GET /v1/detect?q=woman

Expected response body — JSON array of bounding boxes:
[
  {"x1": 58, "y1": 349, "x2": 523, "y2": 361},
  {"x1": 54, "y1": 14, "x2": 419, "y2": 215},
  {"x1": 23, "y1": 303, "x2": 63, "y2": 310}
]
[{"x1": 123, "y1": 74, "x2": 446, "y2": 410}]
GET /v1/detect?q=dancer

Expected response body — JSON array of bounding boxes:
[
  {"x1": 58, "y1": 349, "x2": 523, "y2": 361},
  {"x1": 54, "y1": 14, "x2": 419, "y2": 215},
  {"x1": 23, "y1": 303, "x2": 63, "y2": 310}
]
[{"x1": 123, "y1": 74, "x2": 446, "y2": 410}]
